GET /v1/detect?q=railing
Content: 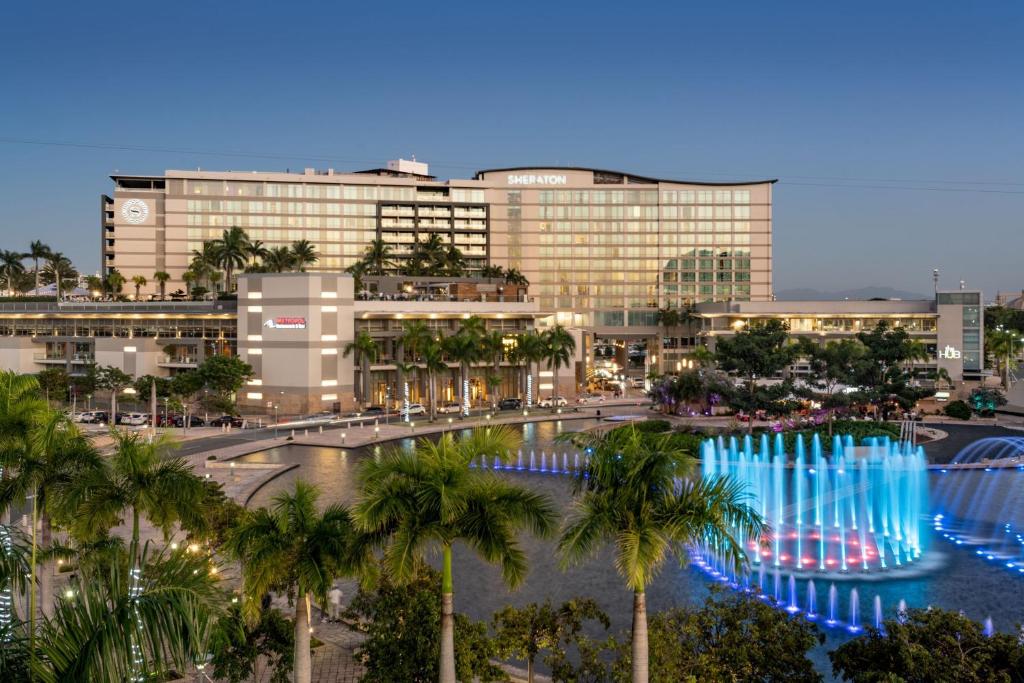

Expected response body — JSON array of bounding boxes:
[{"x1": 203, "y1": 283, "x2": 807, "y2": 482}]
[
  {"x1": 0, "y1": 300, "x2": 237, "y2": 314},
  {"x1": 158, "y1": 356, "x2": 198, "y2": 366}
]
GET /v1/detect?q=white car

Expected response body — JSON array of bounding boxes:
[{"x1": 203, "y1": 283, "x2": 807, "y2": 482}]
[
  {"x1": 120, "y1": 412, "x2": 149, "y2": 426},
  {"x1": 629, "y1": 378, "x2": 646, "y2": 389},
  {"x1": 437, "y1": 402, "x2": 463, "y2": 414},
  {"x1": 577, "y1": 394, "x2": 606, "y2": 405},
  {"x1": 406, "y1": 403, "x2": 427, "y2": 416},
  {"x1": 538, "y1": 396, "x2": 568, "y2": 408}
]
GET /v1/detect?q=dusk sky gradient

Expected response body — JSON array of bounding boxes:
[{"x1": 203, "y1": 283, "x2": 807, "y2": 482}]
[{"x1": 2, "y1": 1, "x2": 1022, "y2": 297}]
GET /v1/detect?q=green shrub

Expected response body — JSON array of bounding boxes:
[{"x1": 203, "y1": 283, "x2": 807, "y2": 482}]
[
  {"x1": 630, "y1": 419, "x2": 672, "y2": 434},
  {"x1": 944, "y1": 400, "x2": 972, "y2": 420}
]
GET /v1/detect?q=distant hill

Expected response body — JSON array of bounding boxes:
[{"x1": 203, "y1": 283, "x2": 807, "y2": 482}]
[{"x1": 775, "y1": 286, "x2": 930, "y2": 301}]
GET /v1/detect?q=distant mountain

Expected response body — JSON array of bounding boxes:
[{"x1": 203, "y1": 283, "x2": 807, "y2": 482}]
[{"x1": 775, "y1": 286, "x2": 930, "y2": 301}]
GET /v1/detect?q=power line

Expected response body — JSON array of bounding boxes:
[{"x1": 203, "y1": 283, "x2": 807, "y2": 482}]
[{"x1": 2, "y1": 137, "x2": 1022, "y2": 195}]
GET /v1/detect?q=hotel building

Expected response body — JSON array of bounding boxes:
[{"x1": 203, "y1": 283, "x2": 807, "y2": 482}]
[
  {"x1": 0, "y1": 159, "x2": 987, "y2": 414},
  {"x1": 102, "y1": 160, "x2": 774, "y2": 336}
]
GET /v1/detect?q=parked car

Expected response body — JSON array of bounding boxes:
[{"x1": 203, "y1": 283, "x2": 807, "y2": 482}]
[
  {"x1": 119, "y1": 412, "x2": 149, "y2": 426},
  {"x1": 405, "y1": 403, "x2": 427, "y2": 416},
  {"x1": 360, "y1": 406, "x2": 385, "y2": 416},
  {"x1": 209, "y1": 415, "x2": 244, "y2": 428},
  {"x1": 80, "y1": 411, "x2": 109, "y2": 424},
  {"x1": 538, "y1": 396, "x2": 568, "y2": 408},
  {"x1": 437, "y1": 402, "x2": 463, "y2": 414},
  {"x1": 172, "y1": 415, "x2": 205, "y2": 427},
  {"x1": 577, "y1": 393, "x2": 606, "y2": 405},
  {"x1": 498, "y1": 397, "x2": 523, "y2": 411},
  {"x1": 629, "y1": 378, "x2": 646, "y2": 389}
]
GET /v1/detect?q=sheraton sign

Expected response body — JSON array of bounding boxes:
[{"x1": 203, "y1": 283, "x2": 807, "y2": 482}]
[
  {"x1": 264, "y1": 317, "x2": 307, "y2": 329},
  {"x1": 507, "y1": 174, "x2": 567, "y2": 185}
]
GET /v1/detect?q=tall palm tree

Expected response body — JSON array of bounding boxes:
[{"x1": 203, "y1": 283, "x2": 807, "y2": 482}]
[
  {"x1": 105, "y1": 270, "x2": 125, "y2": 297},
  {"x1": 212, "y1": 226, "x2": 250, "y2": 292},
  {"x1": 420, "y1": 339, "x2": 448, "y2": 422},
  {"x1": 398, "y1": 320, "x2": 434, "y2": 412},
  {"x1": 362, "y1": 238, "x2": 395, "y2": 276},
  {"x1": 290, "y1": 240, "x2": 319, "y2": 271},
  {"x1": 557, "y1": 426, "x2": 765, "y2": 683},
  {"x1": 28, "y1": 241, "x2": 51, "y2": 294},
  {"x1": 444, "y1": 329, "x2": 482, "y2": 416},
  {"x1": 264, "y1": 246, "x2": 296, "y2": 273},
  {"x1": 344, "y1": 259, "x2": 367, "y2": 292},
  {"x1": 228, "y1": 481, "x2": 372, "y2": 683},
  {"x1": 131, "y1": 275, "x2": 147, "y2": 300},
  {"x1": 152, "y1": 271, "x2": 170, "y2": 299},
  {"x1": 512, "y1": 332, "x2": 546, "y2": 406},
  {"x1": 0, "y1": 371, "x2": 46, "y2": 633},
  {"x1": 355, "y1": 427, "x2": 556, "y2": 683},
  {"x1": 181, "y1": 270, "x2": 196, "y2": 298},
  {"x1": 0, "y1": 250, "x2": 25, "y2": 297},
  {"x1": 343, "y1": 331, "x2": 379, "y2": 409},
  {"x1": 42, "y1": 252, "x2": 76, "y2": 300},
  {"x1": 542, "y1": 325, "x2": 576, "y2": 408},
  {"x1": 31, "y1": 543, "x2": 225, "y2": 683},
  {"x1": 68, "y1": 431, "x2": 206, "y2": 567},
  {"x1": 245, "y1": 239, "x2": 270, "y2": 269},
  {"x1": 441, "y1": 244, "x2": 467, "y2": 277},
  {"x1": 481, "y1": 330, "x2": 507, "y2": 408},
  {"x1": 0, "y1": 410, "x2": 101, "y2": 626}
]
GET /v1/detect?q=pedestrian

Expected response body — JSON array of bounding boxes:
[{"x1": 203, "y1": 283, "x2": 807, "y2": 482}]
[{"x1": 328, "y1": 584, "x2": 344, "y2": 621}]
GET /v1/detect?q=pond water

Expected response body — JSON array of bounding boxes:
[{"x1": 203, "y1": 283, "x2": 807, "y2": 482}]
[{"x1": 238, "y1": 419, "x2": 1024, "y2": 676}]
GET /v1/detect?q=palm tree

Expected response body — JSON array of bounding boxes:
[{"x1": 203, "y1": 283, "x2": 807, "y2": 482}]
[
  {"x1": 208, "y1": 271, "x2": 223, "y2": 294},
  {"x1": 105, "y1": 270, "x2": 125, "y2": 297},
  {"x1": 245, "y1": 239, "x2": 270, "y2": 269},
  {"x1": 0, "y1": 371, "x2": 46, "y2": 632},
  {"x1": 212, "y1": 226, "x2": 250, "y2": 292},
  {"x1": 181, "y1": 270, "x2": 197, "y2": 298},
  {"x1": 28, "y1": 241, "x2": 51, "y2": 294},
  {"x1": 42, "y1": 252, "x2": 76, "y2": 300},
  {"x1": 542, "y1": 326, "x2": 576, "y2": 408},
  {"x1": 441, "y1": 244, "x2": 467, "y2": 277},
  {"x1": 398, "y1": 320, "x2": 434, "y2": 412},
  {"x1": 343, "y1": 331, "x2": 379, "y2": 409},
  {"x1": 344, "y1": 259, "x2": 367, "y2": 292},
  {"x1": 986, "y1": 329, "x2": 1019, "y2": 389},
  {"x1": 152, "y1": 271, "x2": 170, "y2": 299},
  {"x1": 420, "y1": 339, "x2": 448, "y2": 422},
  {"x1": 228, "y1": 481, "x2": 372, "y2": 683},
  {"x1": 557, "y1": 426, "x2": 765, "y2": 683},
  {"x1": 480, "y1": 264, "x2": 505, "y2": 279},
  {"x1": 0, "y1": 250, "x2": 25, "y2": 297},
  {"x1": 264, "y1": 246, "x2": 296, "y2": 273},
  {"x1": 0, "y1": 410, "x2": 101, "y2": 626},
  {"x1": 362, "y1": 238, "x2": 395, "y2": 276},
  {"x1": 131, "y1": 275, "x2": 147, "y2": 300},
  {"x1": 355, "y1": 427, "x2": 556, "y2": 683},
  {"x1": 481, "y1": 330, "x2": 507, "y2": 408},
  {"x1": 32, "y1": 543, "x2": 225, "y2": 683},
  {"x1": 504, "y1": 267, "x2": 529, "y2": 287},
  {"x1": 444, "y1": 329, "x2": 482, "y2": 416},
  {"x1": 512, "y1": 332, "x2": 546, "y2": 406},
  {"x1": 68, "y1": 431, "x2": 206, "y2": 568},
  {"x1": 290, "y1": 240, "x2": 319, "y2": 271}
]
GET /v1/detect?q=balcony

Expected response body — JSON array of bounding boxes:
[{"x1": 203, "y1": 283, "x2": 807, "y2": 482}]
[
  {"x1": 158, "y1": 356, "x2": 198, "y2": 368},
  {"x1": 381, "y1": 207, "x2": 415, "y2": 217},
  {"x1": 33, "y1": 352, "x2": 95, "y2": 364},
  {"x1": 453, "y1": 208, "x2": 486, "y2": 219}
]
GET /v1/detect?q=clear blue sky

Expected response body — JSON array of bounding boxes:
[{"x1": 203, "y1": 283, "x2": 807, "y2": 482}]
[{"x1": 2, "y1": 1, "x2": 1022, "y2": 297}]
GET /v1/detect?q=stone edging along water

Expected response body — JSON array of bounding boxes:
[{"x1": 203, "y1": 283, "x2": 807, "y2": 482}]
[{"x1": 206, "y1": 408, "x2": 650, "y2": 508}]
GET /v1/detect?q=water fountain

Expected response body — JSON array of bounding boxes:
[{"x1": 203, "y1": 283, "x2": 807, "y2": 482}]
[
  {"x1": 874, "y1": 595, "x2": 883, "y2": 630},
  {"x1": 529, "y1": 450, "x2": 536, "y2": 471},
  {"x1": 849, "y1": 588, "x2": 860, "y2": 632},
  {"x1": 540, "y1": 451, "x2": 547, "y2": 472},
  {"x1": 787, "y1": 574, "x2": 799, "y2": 613},
  {"x1": 700, "y1": 433, "x2": 929, "y2": 577},
  {"x1": 827, "y1": 583, "x2": 838, "y2": 624},
  {"x1": 516, "y1": 449, "x2": 524, "y2": 470},
  {"x1": 984, "y1": 617, "x2": 994, "y2": 637},
  {"x1": 806, "y1": 579, "x2": 817, "y2": 618}
]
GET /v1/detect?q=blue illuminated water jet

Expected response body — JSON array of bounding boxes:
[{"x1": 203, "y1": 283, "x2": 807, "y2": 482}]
[{"x1": 700, "y1": 433, "x2": 929, "y2": 576}]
